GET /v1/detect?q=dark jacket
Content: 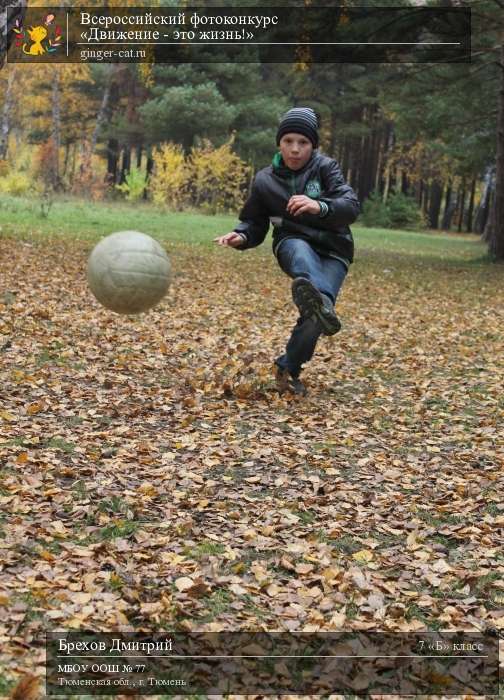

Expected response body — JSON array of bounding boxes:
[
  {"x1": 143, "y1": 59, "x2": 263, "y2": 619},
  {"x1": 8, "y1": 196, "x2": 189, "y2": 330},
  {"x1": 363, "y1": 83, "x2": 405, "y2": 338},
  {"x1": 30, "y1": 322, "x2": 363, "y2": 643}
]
[{"x1": 233, "y1": 151, "x2": 360, "y2": 264}]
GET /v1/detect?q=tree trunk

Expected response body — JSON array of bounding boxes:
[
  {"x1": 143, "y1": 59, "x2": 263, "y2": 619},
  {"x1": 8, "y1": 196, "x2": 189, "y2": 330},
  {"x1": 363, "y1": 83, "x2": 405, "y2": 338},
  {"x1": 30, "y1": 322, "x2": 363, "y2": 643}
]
[
  {"x1": 476, "y1": 167, "x2": 494, "y2": 235},
  {"x1": 136, "y1": 145, "x2": 142, "y2": 169},
  {"x1": 0, "y1": 63, "x2": 15, "y2": 160},
  {"x1": 457, "y1": 177, "x2": 466, "y2": 233},
  {"x1": 487, "y1": 41, "x2": 504, "y2": 258},
  {"x1": 383, "y1": 167, "x2": 391, "y2": 203},
  {"x1": 341, "y1": 136, "x2": 350, "y2": 180},
  {"x1": 374, "y1": 128, "x2": 385, "y2": 194},
  {"x1": 358, "y1": 104, "x2": 380, "y2": 200},
  {"x1": 91, "y1": 80, "x2": 112, "y2": 155},
  {"x1": 143, "y1": 149, "x2": 154, "y2": 201},
  {"x1": 390, "y1": 167, "x2": 398, "y2": 196},
  {"x1": 422, "y1": 183, "x2": 430, "y2": 215},
  {"x1": 466, "y1": 178, "x2": 476, "y2": 233},
  {"x1": 62, "y1": 141, "x2": 70, "y2": 177},
  {"x1": 441, "y1": 181, "x2": 452, "y2": 229},
  {"x1": 70, "y1": 141, "x2": 77, "y2": 183},
  {"x1": 0, "y1": 1, "x2": 27, "y2": 69},
  {"x1": 483, "y1": 191, "x2": 494, "y2": 241},
  {"x1": 428, "y1": 180, "x2": 443, "y2": 229},
  {"x1": 357, "y1": 131, "x2": 367, "y2": 200},
  {"x1": 329, "y1": 109, "x2": 338, "y2": 157},
  {"x1": 119, "y1": 145, "x2": 131, "y2": 185},
  {"x1": 107, "y1": 138, "x2": 119, "y2": 185},
  {"x1": 401, "y1": 172, "x2": 409, "y2": 195},
  {"x1": 51, "y1": 69, "x2": 61, "y2": 189}
]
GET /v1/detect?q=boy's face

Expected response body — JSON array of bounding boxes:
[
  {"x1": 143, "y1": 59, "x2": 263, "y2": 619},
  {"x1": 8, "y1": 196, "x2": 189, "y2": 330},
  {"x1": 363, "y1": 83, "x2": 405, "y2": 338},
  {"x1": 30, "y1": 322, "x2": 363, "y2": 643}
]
[{"x1": 279, "y1": 133, "x2": 313, "y2": 170}]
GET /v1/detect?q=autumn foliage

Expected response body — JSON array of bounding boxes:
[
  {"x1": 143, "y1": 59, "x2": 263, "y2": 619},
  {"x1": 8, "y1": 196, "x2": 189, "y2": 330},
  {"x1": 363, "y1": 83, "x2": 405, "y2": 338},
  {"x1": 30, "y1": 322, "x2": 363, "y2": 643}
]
[{"x1": 151, "y1": 136, "x2": 252, "y2": 214}]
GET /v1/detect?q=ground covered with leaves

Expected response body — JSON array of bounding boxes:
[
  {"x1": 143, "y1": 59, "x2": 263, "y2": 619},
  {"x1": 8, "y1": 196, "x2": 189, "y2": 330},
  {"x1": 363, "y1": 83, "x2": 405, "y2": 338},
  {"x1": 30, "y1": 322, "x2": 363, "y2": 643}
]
[{"x1": 0, "y1": 235, "x2": 503, "y2": 697}]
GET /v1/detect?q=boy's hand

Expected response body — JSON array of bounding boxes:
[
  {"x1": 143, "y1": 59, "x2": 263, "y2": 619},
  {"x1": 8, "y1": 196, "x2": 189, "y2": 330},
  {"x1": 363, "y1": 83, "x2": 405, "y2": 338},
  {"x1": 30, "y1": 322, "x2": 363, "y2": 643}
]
[
  {"x1": 213, "y1": 232, "x2": 246, "y2": 247},
  {"x1": 286, "y1": 195, "x2": 321, "y2": 217}
]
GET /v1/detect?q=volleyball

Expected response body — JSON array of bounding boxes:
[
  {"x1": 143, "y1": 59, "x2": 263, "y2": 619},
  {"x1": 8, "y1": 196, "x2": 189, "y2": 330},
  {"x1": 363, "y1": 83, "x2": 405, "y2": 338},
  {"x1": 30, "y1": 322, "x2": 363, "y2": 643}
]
[{"x1": 87, "y1": 231, "x2": 171, "y2": 314}]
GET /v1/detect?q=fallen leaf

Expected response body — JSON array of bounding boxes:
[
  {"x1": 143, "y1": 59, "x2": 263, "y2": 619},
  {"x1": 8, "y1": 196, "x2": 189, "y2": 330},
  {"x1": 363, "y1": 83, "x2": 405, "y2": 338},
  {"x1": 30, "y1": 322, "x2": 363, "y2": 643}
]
[
  {"x1": 174, "y1": 576, "x2": 194, "y2": 592},
  {"x1": 9, "y1": 675, "x2": 40, "y2": 700},
  {"x1": 352, "y1": 549, "x2": 374, "y2": 563}
]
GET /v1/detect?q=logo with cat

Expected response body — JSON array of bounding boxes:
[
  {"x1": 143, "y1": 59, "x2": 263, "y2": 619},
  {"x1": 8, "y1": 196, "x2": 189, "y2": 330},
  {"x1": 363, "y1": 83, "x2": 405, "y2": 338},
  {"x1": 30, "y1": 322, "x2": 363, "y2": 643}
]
[
  {"x1": 12, "y1": 13, "x2": 63, "y2": 57},
  {"x1": 305, "y1": 179, "x2": 322, "y2": 199}
]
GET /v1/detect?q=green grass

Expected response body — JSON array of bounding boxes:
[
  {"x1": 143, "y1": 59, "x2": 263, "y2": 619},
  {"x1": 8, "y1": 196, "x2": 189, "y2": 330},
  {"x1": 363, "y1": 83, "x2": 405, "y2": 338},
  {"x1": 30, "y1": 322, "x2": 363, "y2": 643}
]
[
  {"x1": 0, "y1": 673, "x2": 14, "y2": 695},
  {"x1": 98, "y1": 495, "x2": 130, "y2": 515},
  {"x1": 45, "y1": 437, "x2": 76, "y2": 453},
  {"x1": 71, "y1": 480, "x2": 89, "y2": 501},
  {"x1": 292, "y1": 508, "x2": 317, "y2": 524},
  {"x1": 94, "y1": 520, "x2": 140, "y2": 541},
  {"x1": 405, "y1": 603, "x2": 443, "y2": 630},
  {"x1": 328, "y1": 535, "x2": 362, "y2": 554},
  {"x1": 197, "y1": 588, "x2": 232, "y2": 622},
  {"x1": 0, "y1": 191, "x2": 489, "y2": 265},
  {"x1": 36, "y1": 538, "x2": 63, "y2": 554},
  {"x1": 0, "y1": 192, "x2": 233, "y2": 246},
  {"x1": 183, "y1": 539, "x2": 226, "y2": 559},
  {"x1": 415, "y1": 509, "x2": 466, "y2": 527}
]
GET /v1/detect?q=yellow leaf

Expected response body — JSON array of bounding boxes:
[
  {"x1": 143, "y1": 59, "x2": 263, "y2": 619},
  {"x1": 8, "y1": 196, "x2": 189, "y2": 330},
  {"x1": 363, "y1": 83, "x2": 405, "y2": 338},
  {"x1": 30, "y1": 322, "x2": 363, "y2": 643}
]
[
  {"x1": 0, "y1": 594, "x2": 9, "y2": 605},
  {"x1": 114, "y1": 611, "x2": 130, "y2": 625},
  {"x1": 16, "y1": 452, "x2": 28, "y2": 464},
  {"x1": 0, "y1": 411, "x2": 16, "y2": 422},
  {"x1": 322, "y1": 566, "x2": 341, "y2": 581},
  {"x1": 51, "y1": 520, "x2": 68, "y2": 537},
  {"x1": 352, "y1": 549, "x2": 374, "y2": 563},
  {"x1": 406, "y1": 530, "x2": 422, "y2": 549},
  {"x1": 26, "y1": 402, "x2": 43, "y2": 415},
  {"x1": 261, "y1": 525, "x2": 275, "y2": 536},
  {"x1": 266, "y1": 583, "x2": 281, "y2": 597},
  {"x1": 160, "y1": 552, "x2": 186, "y2": 565},
  {"x1": 138, "y1": 482, "x2": 157, "y2": 496},
  {"x1": 328, "y1": 611, "x2": 346, "y2": 629},
  {"x1": 66, "y1": 618, "x2": 83, "y2": 629},
  {"x1": 39, "y1": 549, "x2": 55, "y2": 562}
]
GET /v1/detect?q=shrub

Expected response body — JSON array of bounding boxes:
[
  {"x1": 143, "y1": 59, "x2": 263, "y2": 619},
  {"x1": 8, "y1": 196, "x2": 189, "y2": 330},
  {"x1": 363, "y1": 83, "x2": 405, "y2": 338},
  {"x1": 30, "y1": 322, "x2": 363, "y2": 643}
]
[
  {"x1": 361, "y1": 190, "x2": 426, "y2": 230},
  {"x1": 115, "y1": 165, "x2": 148, "y2": 202},
  {"x1": 150, "y1": 143, "x2": 190, "y2": 210},
  {"x1": 188, "y1": 136, "x2": 251, "y2": 214},
  {"x1": 0, "y1": 171, "x2": 33, "y2": 196},
  {"x1": 361, "y1": 191, "x2": 392, "y2": 228},
  {"x1": 387, "y1": 191, "x2": 426, "y2": 230},
  {"x1": 6, "y1": 140, "x2": 34, "y2": 173},
  {"x1": 150, "y1": 137, "x2": 251, "y2": 214}
]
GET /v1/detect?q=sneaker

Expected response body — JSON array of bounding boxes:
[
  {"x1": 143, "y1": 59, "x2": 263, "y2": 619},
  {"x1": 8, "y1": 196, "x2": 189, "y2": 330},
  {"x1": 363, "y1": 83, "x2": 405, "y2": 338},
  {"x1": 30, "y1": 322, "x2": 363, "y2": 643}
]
[
  {"x1": 291, "y1": 277, "x2": 341, "y2": 336},
  {"x1": 275, "y1": 366, "x2": 307, "y2": 396}
]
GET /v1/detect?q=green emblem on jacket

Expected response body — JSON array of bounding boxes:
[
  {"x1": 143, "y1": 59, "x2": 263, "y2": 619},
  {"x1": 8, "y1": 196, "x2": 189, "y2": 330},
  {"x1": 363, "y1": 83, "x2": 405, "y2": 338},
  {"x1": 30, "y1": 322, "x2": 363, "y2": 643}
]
[{"x1": 305, "y1": 179, "x2": 321, "y2": 198}]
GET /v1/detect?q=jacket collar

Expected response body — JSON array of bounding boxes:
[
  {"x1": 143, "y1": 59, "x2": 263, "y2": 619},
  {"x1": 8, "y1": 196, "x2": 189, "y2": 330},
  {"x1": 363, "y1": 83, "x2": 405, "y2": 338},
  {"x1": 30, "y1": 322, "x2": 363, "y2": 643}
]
[{"x1": 272, "y1": 150, "x2": 318, "y2": 177}]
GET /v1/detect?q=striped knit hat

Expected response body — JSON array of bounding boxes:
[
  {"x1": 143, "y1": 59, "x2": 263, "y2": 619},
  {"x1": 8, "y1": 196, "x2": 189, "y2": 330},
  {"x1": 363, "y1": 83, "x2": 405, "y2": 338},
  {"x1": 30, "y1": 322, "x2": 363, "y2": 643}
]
[{"x1": 276, "y1": 107, "x2": 319, "y2": 148}]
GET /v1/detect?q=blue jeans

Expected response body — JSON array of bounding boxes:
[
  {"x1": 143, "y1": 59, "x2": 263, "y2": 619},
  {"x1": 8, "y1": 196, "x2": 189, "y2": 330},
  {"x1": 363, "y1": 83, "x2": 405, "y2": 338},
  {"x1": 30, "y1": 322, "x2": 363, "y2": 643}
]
[{"x1": 274, "y1": 238, "x2": 347, "y2": 378}]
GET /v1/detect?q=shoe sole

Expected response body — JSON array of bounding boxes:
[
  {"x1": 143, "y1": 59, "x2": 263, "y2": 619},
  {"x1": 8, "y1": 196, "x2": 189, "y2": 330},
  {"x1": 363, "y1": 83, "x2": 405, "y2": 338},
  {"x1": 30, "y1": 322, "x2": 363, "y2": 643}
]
[{"x1": 292, "y1": 278, "x2": 341, "y2": 336}]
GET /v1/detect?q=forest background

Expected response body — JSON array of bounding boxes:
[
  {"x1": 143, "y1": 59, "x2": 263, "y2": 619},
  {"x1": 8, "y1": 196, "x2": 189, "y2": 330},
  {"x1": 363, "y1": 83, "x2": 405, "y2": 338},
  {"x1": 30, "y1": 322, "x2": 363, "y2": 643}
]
[{"x1": 0, "y1": 0, "x2": 503, "y2": 260}]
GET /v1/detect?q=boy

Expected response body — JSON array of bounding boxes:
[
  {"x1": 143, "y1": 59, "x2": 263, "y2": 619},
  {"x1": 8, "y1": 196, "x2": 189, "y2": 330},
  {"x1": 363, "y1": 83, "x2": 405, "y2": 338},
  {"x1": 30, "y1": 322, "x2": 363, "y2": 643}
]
[{"x1": 214, "y1": 107, "x2": 360, "y2": 396}]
